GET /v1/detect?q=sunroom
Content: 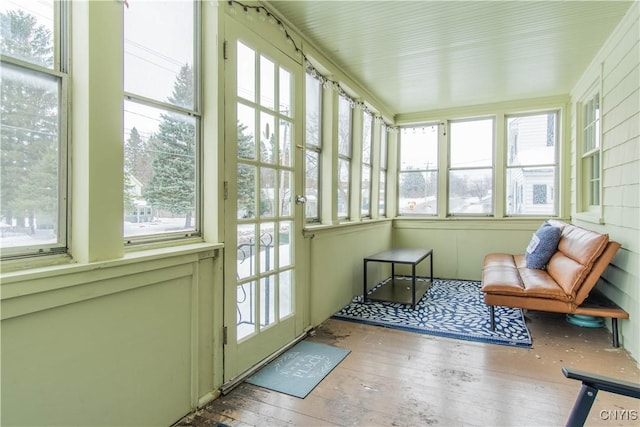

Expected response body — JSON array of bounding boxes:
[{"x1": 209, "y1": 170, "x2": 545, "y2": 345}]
[{"x1": 1, "y1": 1, "x2": 638, "y2": 426}]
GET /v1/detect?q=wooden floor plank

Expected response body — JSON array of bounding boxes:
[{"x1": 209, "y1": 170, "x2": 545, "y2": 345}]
[{"x1": 175, "y1": 310, "x2": 640, "y2": 427}]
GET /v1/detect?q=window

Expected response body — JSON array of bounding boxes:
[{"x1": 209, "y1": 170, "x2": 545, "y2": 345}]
[
  {"x1": 337, "y1": 95, "x2": 352, "y2": 219},
  {"x1": 505, "y1": 112, "x2": 558, "y2": 216},
  {"x1": 399, "y1": 125, "x2": 439, "y2": 215},
  {"x1": 361, "y1": 112, "x2": 373, "y2": 217},
  {"x1": 1, "y1": 1, "x2": 68, "y2": 257},
  {"x1": 305, "y1": 72, "x2": 321, "y2": 222},
  {"x1": 448, "y1": 118, "x2": 494, "y2": 216},
  {"x1": 379, "y1": 124, "x2": 387, "y2": 216},
  {"x1": 581, "y1": 92, "x2": 601, "y2": 212},
  {"x1": 123, "y1": 1, "x2": 200, "y2": 241}
]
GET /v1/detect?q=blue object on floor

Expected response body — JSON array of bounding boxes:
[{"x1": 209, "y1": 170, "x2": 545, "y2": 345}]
[
  {"x1": 245, "y1": 341, "x2": 350, "y2": 398},
  {"x1": 333, "y1": 278, "x2": 533, "y2": 348},
  {"x1": 566, "y1": 314, "x2": 605, "y2": 328}
]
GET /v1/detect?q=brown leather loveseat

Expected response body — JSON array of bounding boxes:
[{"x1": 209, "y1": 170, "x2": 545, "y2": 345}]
[{"x1": 481, "y1": 220, "x2": 628, "y2": 347}]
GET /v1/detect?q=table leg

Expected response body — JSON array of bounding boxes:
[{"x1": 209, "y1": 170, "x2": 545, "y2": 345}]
[
  {"x1": 363, "y1": 260, "x2": 368, "y2": 303},
  {"x1": 430, "y1": 251, "x2": 433, "y2": 283},
  {"x1": 411, "y1": 263, "x2": 416, "y2": 309}
]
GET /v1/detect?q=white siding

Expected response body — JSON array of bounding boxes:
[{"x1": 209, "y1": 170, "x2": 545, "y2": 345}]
[{"x1": 571, "y1": 2, "x2": 640, "y2": 361}]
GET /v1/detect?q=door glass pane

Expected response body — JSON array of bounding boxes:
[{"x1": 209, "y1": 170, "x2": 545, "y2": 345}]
[
  {"x1": 279, "y1": 119, "x2": 292, "y2": 166},
  {"x1": 124, "y1": 0, "x2": 194, "y2": 109},
  {"x1": 260, "y1": 275, "x2": 276, "y2": 328},
  {"x1": 0, "y1": 64, "x2": 60, "y2": 248},
  {"x1": 237, "y1": 223, "x2": 256, "y2": 280},
  {"x1": 279, "y1": 221, "x2": 292, "y2": 268},
  {"x1": 237, "y1": 41, "x2": 255, "y2": 102},
  {"x1": 259, "y1": 222, "x2": 275, "y2": 274},
  {"x1": 237, "y1": 104, "x2": 256, "y2": 160},
  {"x1": 237, "y1": 281, "x2": 256, "y2": 340},
  {"x1": 279, "y1": 67, "x2": 292, "y2": 117},
  {"x1": 279, "y1": 170, "x2": 292, "y2": 216},
  {"x1": 260, "y1": 167, "x2": 276, "y2": 218},
  {"x1": 260, "y1": 55, "x2": 274, "y2": 109},
  {"x1": 279, "y1": 270, "x2": 293, "y2": 319},
  {"x1": 260, "y1": 112, "x2": 275, "y2": 164},
  {"x1": 238, "y1": 164, "x2": 256, "y2": 219},
  {"x1": 1, "y1": 2, "x2": 55, "y2": 69}
]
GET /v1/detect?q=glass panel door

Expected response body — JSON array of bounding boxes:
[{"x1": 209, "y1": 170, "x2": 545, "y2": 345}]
[{"x1": 224, "y1": 23, "x2": 304, "y2": 381}]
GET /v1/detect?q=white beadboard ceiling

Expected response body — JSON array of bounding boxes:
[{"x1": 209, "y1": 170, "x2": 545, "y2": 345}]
[{"x1": 267, "y1": 0, "x2": 633, "y2": 116}]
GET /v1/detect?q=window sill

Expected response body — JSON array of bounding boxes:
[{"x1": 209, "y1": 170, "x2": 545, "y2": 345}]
[{"x1": 572, "y1": 212, "x2": 604, "y2": 225}]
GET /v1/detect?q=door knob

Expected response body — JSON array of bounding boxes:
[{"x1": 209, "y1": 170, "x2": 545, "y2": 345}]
[{"x1": 295, "y1": 195, "x2": 307, "y2": 205}]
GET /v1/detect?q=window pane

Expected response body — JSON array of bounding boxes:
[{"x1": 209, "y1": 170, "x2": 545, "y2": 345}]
[
  {"x1": 1, "y1": 3, "x2": 55, "y2": 69},
  {"x1": 305, "y1": 73, "x2": 321, "y2": 148},
  {"x1": 448, "y1": 169, "x2": 492, "y2": 215},
  {"x1": 400, "y1": 125, "x2": 438, "y2": 171},
  {"x1": 124, "y1": 1, "x2": 194, "y2": 109},
  {"x1": 450, "y1": 119, "x2": 493, "y2": 168},
  {"x1": 399, "y1": 171, "x2": 437, "y2": 215},
  {"x1": 379, "y1": 170, "x2": 386, "y2": 216},
  {"x1": 507, "y1": 113, "x2": 556, "y2": 166},
  {"x1": 506, "y1": 167, "x2": 556, "y2": 215},
  {"x1": 337, "y1": 158, "x2": 350, "y2": 218},
  {"x1": 1, "y1": 63, "x2": 60, "y2": 249},
  {"x1": 338, "y1": 96, "x2": 352, "y2": 157},
  {"x1": 380, "y1": 126, "x2": 387, "y2": 168},
  {"x1": 123, "y1": 101, "x2": 196, "y2": 237},
  {"x1": 361, "y1": 164, "x2": 371, "y2": 216},
  {"x1": 278, "y1": 221, "x2": 292, "y2": 268},
  {"x1": 305, "y1": 150, "x2": 319, "y2": 220},
  {"x1": 362, "y1": 113, "x2": 372, "y2": 164}
]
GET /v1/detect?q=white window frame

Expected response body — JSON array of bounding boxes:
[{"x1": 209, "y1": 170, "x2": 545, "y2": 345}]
[
  {"x1": 576, "y1": 87, "x2": 603, "y2": 223},
  {"x1": 0, "y1": 1, "x2": 69, "y2": 260},
  {"x1": 304, "y1": 71, "x2": 322, "y2": 223},
  {"x1": 337, "y1": 94, "x2": 352, "y2": 220},
  {"x1": 504, "y1": 110, "x2": 560, "y2": 217},
  {"x1": 123, "y1": 1, "x2": 202, "y2": 244},
  {"x1": 361, "y1": 111, "x2": 373, "y2": 218}
]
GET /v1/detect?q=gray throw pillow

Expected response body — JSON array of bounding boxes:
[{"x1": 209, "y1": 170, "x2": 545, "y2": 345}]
[{"x1": 525, "y1": 222, "x2": 562, "y2": 269}]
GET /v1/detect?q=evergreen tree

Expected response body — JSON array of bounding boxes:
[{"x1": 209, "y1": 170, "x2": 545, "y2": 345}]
[
  {"x1": 1, "y1": 10, "x2": 57, "y2": 233},
  {"x1": 143, "y1": 64, "x2": 196, "y2": 227},
  {"x1": 237, "y1": 121, "x2": 256, "y2": 218}
]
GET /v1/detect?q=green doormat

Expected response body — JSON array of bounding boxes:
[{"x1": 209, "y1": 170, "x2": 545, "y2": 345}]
[{"x1": 245, "y1": 341, "x2": 350, "y2": 398}]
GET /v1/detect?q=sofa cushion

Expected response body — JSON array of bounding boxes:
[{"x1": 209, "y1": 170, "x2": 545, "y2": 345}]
[
  {"x1": 525, "y1": 222, "x2": 562, "y2": 269},
  {"x1": 547, "y1": 224, "x2": 610, "y2": 297}
]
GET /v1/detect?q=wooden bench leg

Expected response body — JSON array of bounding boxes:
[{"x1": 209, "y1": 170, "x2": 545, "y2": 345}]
[
  {"x1": 612, "y1": 318, "x2": 619, "y2": 348},
  {"x1": 489, "y1": 305, "x2": 495, "y2": 331}
]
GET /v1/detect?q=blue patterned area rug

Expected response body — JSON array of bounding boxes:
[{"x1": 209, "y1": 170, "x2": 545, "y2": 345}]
[{"x1": 333, "y1": 278, "x2": 532, "y2": 348}]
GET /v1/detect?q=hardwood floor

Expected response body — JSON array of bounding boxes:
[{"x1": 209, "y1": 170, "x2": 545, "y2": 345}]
[{"x1": 176, "y1": 311, "x2": 639, "y2": 426}]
